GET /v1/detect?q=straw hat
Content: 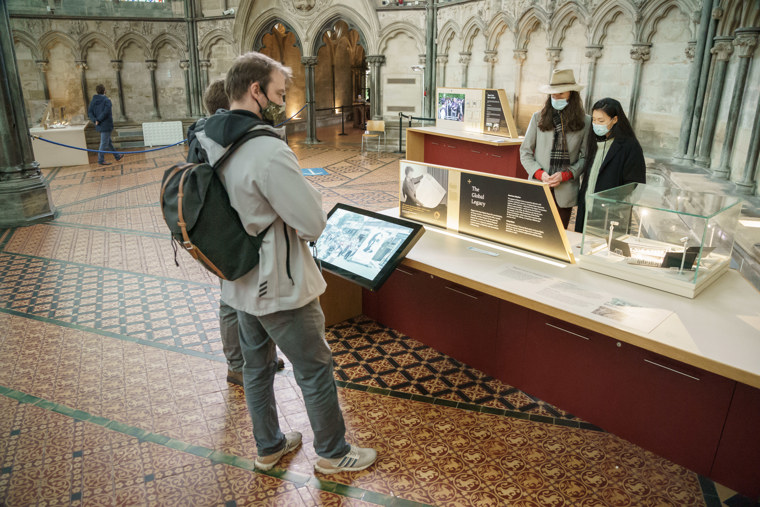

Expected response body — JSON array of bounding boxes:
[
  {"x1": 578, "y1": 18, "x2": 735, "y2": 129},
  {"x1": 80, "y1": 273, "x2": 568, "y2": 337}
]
[{"x1": 538, "y1": 69, "x2": 584, "y2": 94}]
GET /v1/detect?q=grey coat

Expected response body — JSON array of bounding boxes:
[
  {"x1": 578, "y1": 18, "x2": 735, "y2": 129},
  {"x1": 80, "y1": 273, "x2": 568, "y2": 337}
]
[{"x1": 519, "y1": 111, "x2": 591, "y2": 208}]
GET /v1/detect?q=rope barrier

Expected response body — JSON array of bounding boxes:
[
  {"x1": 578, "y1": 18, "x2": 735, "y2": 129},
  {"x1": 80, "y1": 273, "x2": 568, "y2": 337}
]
[{"x1": 28, "y1": 103, "x2": 310, "y2": 155}]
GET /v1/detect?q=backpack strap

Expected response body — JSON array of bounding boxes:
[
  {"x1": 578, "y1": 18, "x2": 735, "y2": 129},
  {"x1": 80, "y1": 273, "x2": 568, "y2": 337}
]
[{"x1": 212, "y1": 128, "x2": 282, "y2": 171}]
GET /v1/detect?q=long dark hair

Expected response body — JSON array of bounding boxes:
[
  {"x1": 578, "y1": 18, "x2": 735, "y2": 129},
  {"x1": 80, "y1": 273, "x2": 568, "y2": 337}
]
[
  {"x1": 582, "y1": 97, "x2": 638, "y2": 173},
  {"x1": 538, "y1": 90, "x2": 585, "y2": 132}
]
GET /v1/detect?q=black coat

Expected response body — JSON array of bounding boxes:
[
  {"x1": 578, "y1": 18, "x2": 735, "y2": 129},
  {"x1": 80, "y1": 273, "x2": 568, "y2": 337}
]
[
  {"x1": 87, "y1": 94, "x2": 113, "y2": 132},
  {"x1": 574, "y1": 135, "x2": 646, "y2": 232}
]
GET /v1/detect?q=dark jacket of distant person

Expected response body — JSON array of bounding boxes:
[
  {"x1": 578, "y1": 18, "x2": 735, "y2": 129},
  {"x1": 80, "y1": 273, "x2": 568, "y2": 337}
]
[{"x1": 87, "y1": 94, "x2": 114, "y2": 133}]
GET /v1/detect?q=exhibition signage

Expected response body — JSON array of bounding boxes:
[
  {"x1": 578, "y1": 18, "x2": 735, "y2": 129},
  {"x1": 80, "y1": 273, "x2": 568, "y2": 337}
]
[
  {"x1": 436, "y1": 87, "x2": 518, "y2": 138},
  {"x1": 400, "y1": 160, "x2": 575, "y2": 263}
]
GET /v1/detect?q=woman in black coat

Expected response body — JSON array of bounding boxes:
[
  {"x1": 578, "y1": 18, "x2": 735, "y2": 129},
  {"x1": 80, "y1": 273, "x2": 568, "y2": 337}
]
[{"x1": 574, "y1": 98, "x2": 646, "y2": 232}]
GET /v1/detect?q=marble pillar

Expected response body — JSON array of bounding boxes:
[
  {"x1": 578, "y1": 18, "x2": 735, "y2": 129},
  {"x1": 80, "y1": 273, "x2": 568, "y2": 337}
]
[
  {"x1": 459, "y1": 52, "x2": 471, "y2": 88},
  {"x1": 35, "y1": 60, "x2": 50, "y2": 103},
  {"x1": 484, "y1": 50, "x2": 498, "y2": 89},
  {"x1": 628, "y1": 43, "x2": 651, "y2": 128},
  {"x1": 695, "y1": 36, "x2": 734, "y2": 168},
  {"x1": 367, "y1": 55, "x2": 385, "y2": 120},
  {"x1": 146, "y1": 60, "x2": 160, "y2": 119},
  {"x1": 713, "y1": 29, "x2": 759, "y2": 179},
  {"x1": 0, "y1": 0, "x2": 56, "y2": 226},
  {"x1": 199, "y1": 60, "x2": 211, "y2": 97},
  {"x1": 301, "y1": 56, "x2": 319, "y2": 144},
  {"x1": 180, "y1": 60, "x2": 192, "y2": 116},
  {"x1": 111, "y1": 60, "x2": 127, "y2": 121},
  {"x1": 735, "y1": 95, "x2": 760, "y2": 195},
  {"x1": 76, "y1": 60, "x2": 89, "y2": 114},
  {"x1": 584, "y1": 46, "x2": 603, "y2": 112},
  {"x1": 546, "y1": 48, "x2": 561, "y2": 75},
  {"x1": 436, "y1": 55, "x2": 448, "y2": 89},
  {"x1": 512, "y1": 49, "x2": 526, "y2": 130}
]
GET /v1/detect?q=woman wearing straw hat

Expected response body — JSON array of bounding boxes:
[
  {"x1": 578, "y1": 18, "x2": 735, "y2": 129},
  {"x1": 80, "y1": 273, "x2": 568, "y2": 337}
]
[{"x1": 520, "y1": 69, "x2": 590, "y2": 229}]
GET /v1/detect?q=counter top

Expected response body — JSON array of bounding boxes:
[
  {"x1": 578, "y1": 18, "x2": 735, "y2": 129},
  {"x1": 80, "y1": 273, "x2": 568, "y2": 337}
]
[{"x1": 407, "y1": 126, "x2": 523, "y2": 146}]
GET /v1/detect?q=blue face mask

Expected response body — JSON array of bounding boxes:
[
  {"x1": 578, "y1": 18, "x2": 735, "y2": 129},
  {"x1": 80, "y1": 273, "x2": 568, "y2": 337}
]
[
  {"x1": 551, "y1": 98, "x2": 568, "y2": 111},
  {"x1": 593, "y1": 123, "x2": 610, "y2": 136}
]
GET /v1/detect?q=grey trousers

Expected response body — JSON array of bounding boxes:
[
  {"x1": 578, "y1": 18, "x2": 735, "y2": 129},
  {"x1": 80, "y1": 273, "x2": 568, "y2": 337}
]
[
  {"x1": 236, "y1": 298, "x2": 350, "y2": 458},
  {"x1": 219, "y1": 299, "x2": 244, "y2": 372}
]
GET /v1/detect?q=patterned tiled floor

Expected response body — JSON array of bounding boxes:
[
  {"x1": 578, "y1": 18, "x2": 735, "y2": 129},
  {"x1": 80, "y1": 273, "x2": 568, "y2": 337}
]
[{"x1": 0, "y1": 126, "x2": 751, "y2": 505}]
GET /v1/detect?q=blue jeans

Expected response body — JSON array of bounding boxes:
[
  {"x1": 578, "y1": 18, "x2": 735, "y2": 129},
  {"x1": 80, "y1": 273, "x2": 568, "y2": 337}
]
[
  {"x1": 219, "y1": 299, "x2": 244, "y2": 371},
  {"x1": 98, "y1": 130, "x2": 118, "y2": 163},
  {"x1": 236, "y1": 299, "x2": 349, "y2": 458}
]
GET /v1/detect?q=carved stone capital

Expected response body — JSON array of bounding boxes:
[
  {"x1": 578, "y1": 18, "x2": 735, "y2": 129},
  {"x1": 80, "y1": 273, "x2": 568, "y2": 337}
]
[
  {"x1": 513, "y1": 49, "x2": 527, "y2": 63},
  {"x1": 685, "y1": 40, "x2": 697, "y2": 61},
  {"x1": 179, "y1": 60, "x2": 190, "y2": 71},
  {"x1": 484, "y1": 50, "x2": 498, "y2": 64},
  {"x1": 629, "y1": 44, "x2": 651, "y2": 62},
  {"x1": 418, "y1": 54, "x2": 427, "y2": 66},
  {"x1": 711, "y1": 37, "x2": 734, "y2": 61},
  {"x1": 110, "y1": 60, "x2": 123, "y2": 72},
  {"x1": 366, "y1": 55, "x2": 385, "y2": 65},
  {"x1": 459, "y1": 52, "x2": 471, "y2": 65},
  {"x1": 301, "y1": 56, "x2": 318, "y2": 67},
  {"x1": 146, "y1": 60, "x2": 158, "y2": 71},
  {"x1": 711, "y1": 6, "x2": 723, "y2": 20},
  {"x1": 437, "y1": 55, "x2": 448, "y2": 65},
  {"x1": 546, "y1": 47, "x2": 561, "y2": 65},
  {"x1": 585, "y1": 45, "x2": 603, "y2": 60},
  {"x1": 198, "y1": 60, "x2": 211, "y2": 69},
  {"x1": 75, "y1": 61, "x2": 88, "y2": 72},
  {"x1": 35, "y1": 60, "x2": 49, "y2": 72},
  {"x1": 733, "y1": 29, "x2": 759, "y2": 58}
]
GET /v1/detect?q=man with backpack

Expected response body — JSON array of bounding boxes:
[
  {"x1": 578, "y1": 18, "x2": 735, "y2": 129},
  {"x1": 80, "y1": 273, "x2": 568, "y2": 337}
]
[
  {"x1": 186, "y1": 78, "x2": 284, "y2": 386},
  {"x1": 191, "y1": 52, "x2": 377, "y2": 474}
]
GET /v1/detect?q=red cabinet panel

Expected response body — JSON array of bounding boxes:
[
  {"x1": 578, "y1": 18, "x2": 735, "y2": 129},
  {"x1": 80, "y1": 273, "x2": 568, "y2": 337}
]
[
  {"x1": 423, "y1": 135, "x2": 526, "y2": 179},
  {"x1": 711, "y1": 382, "x2": 760, "y2": 498}
]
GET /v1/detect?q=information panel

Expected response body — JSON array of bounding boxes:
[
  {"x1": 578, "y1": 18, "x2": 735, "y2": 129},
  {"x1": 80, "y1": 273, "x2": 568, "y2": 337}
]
[
  {"x1": 436, "y1": 87, "x2": 518, "y2": 138},
  {"x1": 399, "y1": 160, "x2": 574, "y2": 263}
]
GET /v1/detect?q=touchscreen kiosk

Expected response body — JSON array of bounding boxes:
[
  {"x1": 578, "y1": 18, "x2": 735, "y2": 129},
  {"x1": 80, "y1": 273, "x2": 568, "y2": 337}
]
[{"x1": 314, "y1": 204, "x2": 425, "y2": 291}]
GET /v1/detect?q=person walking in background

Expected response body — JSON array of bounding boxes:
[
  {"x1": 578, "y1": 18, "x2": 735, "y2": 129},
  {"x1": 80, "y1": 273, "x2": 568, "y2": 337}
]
[
  {"x1": 192, "y1": 52, "x2": 377, "y2": 474},
  {"x1": 186, "y1": 78, "x2": 284, "y2": 386},
  {"x1": 87, "y1": 84, "x2": 122, "y2": 166},
  {"x1": 574, "y1": 97, "x2": 646, "y2": 233},
  {"x1": 520, "y1": 69, "x2": 590, "y2": 229}
]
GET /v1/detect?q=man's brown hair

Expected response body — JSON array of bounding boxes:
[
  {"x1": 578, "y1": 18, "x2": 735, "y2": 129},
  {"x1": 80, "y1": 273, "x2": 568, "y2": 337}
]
[
  {"x1": 203, "y1": 78, "x2": 229, "y2": 115},
  {"x1": 225, "y1": 52, "x2": 292, "y2": 103}
]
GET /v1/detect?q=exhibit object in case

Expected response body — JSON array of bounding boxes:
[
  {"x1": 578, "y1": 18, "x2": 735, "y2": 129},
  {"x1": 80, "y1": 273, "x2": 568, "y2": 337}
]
[
  {"x1": 578, "y1": 183, "x2": 742, "y2": 298},
  {"x1": 399, "y1": 160, "x2": 574, "y2": 264},
  {"x1": 313, "y1": 204, "x2": 425, "y2": 291}
]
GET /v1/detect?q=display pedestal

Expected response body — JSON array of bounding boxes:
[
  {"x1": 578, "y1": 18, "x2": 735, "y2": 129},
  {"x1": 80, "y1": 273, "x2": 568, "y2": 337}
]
[
  {"x1": 29, "y1": 125, "x2": 89, "y2": 168},
  {"x1": 320, "y1": 270, "x2": 362, "y2": 326},
  {"x1": 406, "y1": 126, "x2": 526, "y2": 179}
]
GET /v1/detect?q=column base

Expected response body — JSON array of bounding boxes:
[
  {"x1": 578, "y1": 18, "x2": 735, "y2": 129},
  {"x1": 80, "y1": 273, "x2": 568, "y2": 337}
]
[
  {"x1": 304, "y1": 139, "x2": 322, "y2": 145},
  {"x1": 694, "y1": 156, "x2": 711, "y2": 168},
  {"x1": 0, "y1": 174, "x2": 57, "y2": 227},
  {"x1": 735, "y1": 181, "x2": 755, "y2": 195},
  {"x1": 711, "y1": 166, "x2": 730, "y2": 179}
]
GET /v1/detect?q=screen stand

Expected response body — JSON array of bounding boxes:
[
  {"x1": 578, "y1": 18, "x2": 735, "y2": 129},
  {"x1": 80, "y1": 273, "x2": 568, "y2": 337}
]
[{"x1": 320, "y1": 270, "x2": 363, "y2": 326}]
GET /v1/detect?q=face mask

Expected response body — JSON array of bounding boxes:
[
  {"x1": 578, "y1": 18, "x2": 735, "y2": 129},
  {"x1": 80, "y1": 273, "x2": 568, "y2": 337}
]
[
  {"x1": 551, "y1": 98, "x2": 568, "y2": 111},
  {"x1": 593, "y1": 123, "x2": 610, "y2": 136},
  {"x1": 261, "y1": 99, "x2": 286, "y2": 125}
]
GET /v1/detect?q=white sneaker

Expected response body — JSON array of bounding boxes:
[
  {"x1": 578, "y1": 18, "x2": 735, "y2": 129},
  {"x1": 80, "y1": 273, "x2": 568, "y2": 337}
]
[
  {"x1": 314, "y1": 445, "x2": 377, "y2": 474},
  {"x1": 254, "y1": 432, "x2": 302, "y2": 471}
]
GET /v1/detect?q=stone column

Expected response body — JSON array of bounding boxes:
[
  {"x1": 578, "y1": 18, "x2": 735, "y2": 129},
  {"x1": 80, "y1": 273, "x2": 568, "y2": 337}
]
[
  {"x1": 735, "y1": 96, "x2": 760, "y2": 195},
  {"x1": 0, "y1": 0, "x2": 56, "y2": 226},
  {"x1": 484, "y1": 50, "x2": 498, "y2": 89},
  {"x1": 111, "y1": 60, "x2": 127, "y2": 121},
  {"x1": 146, "y1": 60, "x2": 160, "y2": 119},
  {"x1": 180, "y1": 60, "x2": 192, "y2": 116},
  {"x1": 436, "y1": 55, "x2": 448, "y2": 88},
  {"x1": 713, "y1": 29, "x2": 759, "y2": 179},
  {"x1": 35, "y1": 60, "x2": 50, "y2": 102},
  {"x1": 512, "y1": 49, "x2": 527, "y2": 130},
  {"x1": 76, "y1": 60, "x2": 89, "y2": 113},
  {"x1": 628, "y1": 43, "x2": 651, "y2": 128},
  {"x1": 423, "y1": 0, "x2": 437, "y2": 119},
  {"x1": 584, "y1": 46, "x2": 603, "y2": 111},
  {"x1": 695, "y1": 36, "x2": 734, "y2": 168},
  {"x1": 686, "y1": 1, "x2": 722, "y2": 160},
  {"x1": 459, "y1": 52, "x2": 471, "y2": 88},
  {"x1": 546, "y1": 47, "x2": 561, "y2": 75},
  {"x1": 199, "y1": 59, "x2": 211, "y2": 96},
  {"x1": 367, "y1": 55, "x2": 385, "y2": 119},
  {"x1": 301, "y1": 56, "x2": 319, "y2": 144}
]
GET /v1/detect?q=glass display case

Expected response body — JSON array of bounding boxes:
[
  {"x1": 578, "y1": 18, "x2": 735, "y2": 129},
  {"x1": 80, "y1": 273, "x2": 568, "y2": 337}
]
[{"x1": 579, "y1": 183, "x2": 742, "y2": 298}]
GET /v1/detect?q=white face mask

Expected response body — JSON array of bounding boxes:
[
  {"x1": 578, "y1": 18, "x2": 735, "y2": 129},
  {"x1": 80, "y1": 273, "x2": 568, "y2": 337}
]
[
  {"x1": 593, "y1": 123, "x2": 610, "y2": 136},
  {"x1": 551, "y1": 98, "x2": 568, "y2": 111}
]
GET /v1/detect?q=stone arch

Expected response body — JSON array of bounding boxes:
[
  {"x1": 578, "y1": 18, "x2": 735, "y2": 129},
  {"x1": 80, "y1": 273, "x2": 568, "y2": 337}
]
[
  {"x1": 378, "y1": 21, "x2": 424, "y2": 55},
  {"x1": 486, "y1": 12, "x2": 514, "y2": 52},
  {"x1": 639, "y1": 0, "x2": 693, "y2": 43},
  {"x1": 79, "y1": 32, "x2": 116, "y2": 61},
  {"x1": 250, "y1": 18, "x2": 303, "y2": 53},
  {"x1": 309, "y1": 12, "x2": 370, "y2": 57},
  {"x1": 150, "y1": 32, "x2": 185, "y2": 60},
  {"x1": 12, "y1": 31, "x2": 42, "y2": 62},
  {"x1": 199, "y1": 29, "x2": 234, "y2": 60},
  {"x1": 461, "y1": 17, "x2": 487, "y2": 53},
  {"x1": 115, "y1": 32, "x2": 151, "y2": 60},
  {"x1": 718, "y1": 0, "x2": 750, "y2": 36},
  {"x1": 589, "y1": 1, "x2": 636, "y2": 45},
  {"x1": 516, "y1": 9, "x2": 548, "y2": 50},
  {"x1": 38, "y1": 31, "x2": 78, "y2": 61},
  {"x1": 549, "y1": 1, "x2": 590, "y2": 47},
  {"x1": 438, "y1": 19, "x2": 461, "y2": 55}
]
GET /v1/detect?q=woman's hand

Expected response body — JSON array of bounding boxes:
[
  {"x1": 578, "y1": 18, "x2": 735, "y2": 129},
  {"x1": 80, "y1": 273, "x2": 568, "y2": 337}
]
[{"x1": 541, "y1": 172, "x2": 562, "y2": 188}]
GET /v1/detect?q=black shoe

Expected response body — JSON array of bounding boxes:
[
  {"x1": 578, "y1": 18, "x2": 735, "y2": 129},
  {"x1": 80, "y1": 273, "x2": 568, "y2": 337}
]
[
  {"x1": 226, "y1": 369, "x2": 244, "y2": 386},
  {"x1": 115, "y1": 155, "x2": 123, "y2": 161},
  {"x1": 277, "y1": 357, "x2": 285, "y2": 370},
  {"x1": 98, "y1": 161, "x2": 111, "y2": 166}
]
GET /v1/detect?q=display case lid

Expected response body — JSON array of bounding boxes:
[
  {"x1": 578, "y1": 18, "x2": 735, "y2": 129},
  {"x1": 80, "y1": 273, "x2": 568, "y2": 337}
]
[{"x1": 591, "y1": 183, "x2": 742, "y2": 219}]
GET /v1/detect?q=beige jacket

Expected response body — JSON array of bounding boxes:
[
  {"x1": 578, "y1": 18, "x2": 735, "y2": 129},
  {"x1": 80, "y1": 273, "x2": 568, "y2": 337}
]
[{"x1": 519, "y1": 111, "x2": 590, "y2": 208}]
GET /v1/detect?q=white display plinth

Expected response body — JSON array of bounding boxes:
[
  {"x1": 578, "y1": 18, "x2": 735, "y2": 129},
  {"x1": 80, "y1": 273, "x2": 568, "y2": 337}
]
[{"x1": 29, "y1": 125, "x2": 90, "y2": 168}]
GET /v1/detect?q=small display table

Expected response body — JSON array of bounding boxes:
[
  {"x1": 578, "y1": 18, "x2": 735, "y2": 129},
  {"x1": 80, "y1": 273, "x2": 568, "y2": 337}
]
[{"x1": 29, "y1": 125, "x2": 89, "y2": 168}]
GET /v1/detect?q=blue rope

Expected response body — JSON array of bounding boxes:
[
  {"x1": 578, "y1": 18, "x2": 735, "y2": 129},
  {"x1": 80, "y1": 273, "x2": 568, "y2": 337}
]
[{"x1": 28, "y1": 104, "x2": 310, "y2": 155}]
